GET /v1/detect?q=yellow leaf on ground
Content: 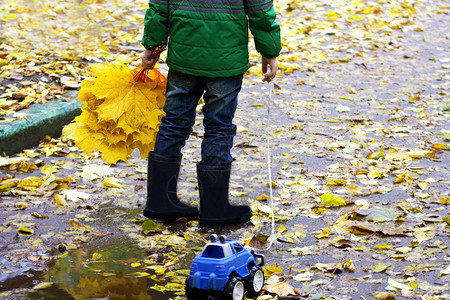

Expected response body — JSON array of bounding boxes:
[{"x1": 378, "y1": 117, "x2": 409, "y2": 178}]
[
  {"x1": 54, "y1": 193, "x2": 68, "y2": 206},
  {"x1": 342, "y1": 258, "x2": 355, "y2": 271},
  {"x1": 277, "y1": 226, "x2": 288, "y2": 233},
  {"x1": 440, "y1": 197, "x2": 450, "y2": 204},
  {"x1": 387, "y1": 277, "x2": 413, "y2": 291},
  {"x1": 348, "y1": 14, "x2": 364, "y2": 21},
  {"x1": 18, "y1": 227, "x2": 34, "y2": 235},
  {"x1": 33, "y1": 282, "x2": 53, "y2": 290},
  {"x1": 17, "y1": 176, "x2": 43, "y2": 190},
  {"x1": 385, "y1": 150, "x2": 412, "y2": 161},
  {"x1": 320, "y1": 193, "x2": 346, "y2": 207},
  {"x1": 431, "y1": 142, "x2": 450, "y2": 150},
  {"x1": 263, "y1": 265, "x2": 283, "y2": 277},
  {"x1": 315, "y1": 227, "x2": 331, "y2": 239},
  {"x1": 257, "y1": 194, "x2": 269, "y2": 201},
  {"x1": 15, "y1": 202, "x2": 28, "y2": 210},
  {"x1": 393, "y1": 172, "x2": 414, "y2": 184},
  {"x1": 151, "y1": 285, "x2": 165, "y2": 292},
  {"x1": 41, "y1": 165, "x2": 59, "y2": 175},
  {"x1": 0, "y1": 178, "x2": 21, "y2": 192},
  {"x1": 0, "y1": 156, "x2": 29, "y2": 167},
  {"x1": 372, "y1": 292, "x2": 396, "y2": 300},
  {"x1": 103, "y1": 176, "x2": 123, "y2": 188},
  {"x1": 372, "y1": 264, "x2": 391, "y2": 273},
  {"x1": 366, "y1": 146, "x2": 384, "y2": 159},
  {"x1": 368, "y1": 168, "x2": 386, "y2": 179},
  {"x1": 2, "y1": 13, "x2": 19, "y2": 21},
  {"x1": 164, "y1": 283, "x2": 184, "y2": 291},
  {"x1": 155, "y1": 267, "x2": 165, "y2": 275},
  {"x1": 92, "y1": 253, "x2": 103, "y2": 260},
  {"x1": 326, "y1": 179, "x2": 347, "y2": 186}
]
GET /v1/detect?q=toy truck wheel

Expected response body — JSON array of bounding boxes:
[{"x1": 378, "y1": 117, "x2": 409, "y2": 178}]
[
  {"x1": 222, "y1": 276, "x2": 245, "y2": 300},
  {"x1": 246, "y1": 266, "x2": 265, "y2": 297},
  {"x1": 185, "y1": 277, "x2": 202, "y2": 300}
]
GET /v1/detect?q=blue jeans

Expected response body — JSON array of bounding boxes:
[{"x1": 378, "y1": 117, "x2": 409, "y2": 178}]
[{"x1": 153, "y1": 69, "x2": 243, "y2": 166}]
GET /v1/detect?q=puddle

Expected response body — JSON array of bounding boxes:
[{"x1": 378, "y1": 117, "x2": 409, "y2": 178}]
[
  {"x1": 3, "y1": 234, "x2": 191, "y2": 300},
  {"x1": 3, "y1": 228, "x2": 195, "y2": 299}
]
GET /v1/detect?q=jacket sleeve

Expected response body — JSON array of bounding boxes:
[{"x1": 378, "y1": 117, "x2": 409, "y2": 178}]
[
  {"x1": 244, "y1": 0, "x2": 282, "y2": 58},
  {"x1": 142, "y1": 0, "x2": 170, "y2": 50}
]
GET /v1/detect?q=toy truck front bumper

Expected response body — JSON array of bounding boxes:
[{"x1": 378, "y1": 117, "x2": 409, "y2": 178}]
[{"x1": 190, "y1": 270, "x2": 228, "y2": 292}]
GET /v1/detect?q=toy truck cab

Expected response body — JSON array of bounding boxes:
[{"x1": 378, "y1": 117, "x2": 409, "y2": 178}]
[{"x1": 185, "y1": 235, "x2": 265, "y2": 300}]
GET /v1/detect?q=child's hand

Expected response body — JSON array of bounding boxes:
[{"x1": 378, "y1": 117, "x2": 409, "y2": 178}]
[
  {"x1": 262, "y1": 57, "x2": 278, "y2": 83},
  {"x1": 141, "y1": 49, "x2": 160, "y2": 69}
]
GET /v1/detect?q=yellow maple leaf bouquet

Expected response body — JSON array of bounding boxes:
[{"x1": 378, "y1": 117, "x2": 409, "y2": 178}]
[{"x1": 63, "y1": 63, "x2": 167, "y2": 164}]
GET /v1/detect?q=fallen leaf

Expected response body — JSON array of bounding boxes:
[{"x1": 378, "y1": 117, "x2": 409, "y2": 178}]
[
  {"x1": 41, "y1": 165, "x2": 59, "y2": 175},
  {"x1": 326, "y1": 179, "x2": 347, "y2": 186},
  {"x1": 61, "y1": 189, "x2": 90, "y2": 202},
  {"x1": 33, "y1": 282, "x2": 53, "y2": 290},
  {"x1": 263, "y1": 265, "x2": 284, "y2": 277},
  {"x1": 54, "y1": 193, "x2": 68, "y2": 206},
  {"x1": 366, "y1": 208, "x2": 399, "y2": 222},
  {"x1": 15, "y1": 202, "x2": 28, "y2": 210},
  {"x1": 440, "y1": 197, "x2": 449, "y2": 205},
  {"x1": 292, "y1": 271, "x2": 314, "y2": 282},
  {"x1": 387, "y1": 277, "x2": 413, "y2": 291},
  {"x1": 431, "y1": 142, "x2": 450, "y2": 150},
  {"x1": 372, "y1": 292, "x2": 396, "y2": 300},
  {"x1": 142, "y1": 220, "x2": 162, "y2": 234},
  {"x1": 92, "y1": 253, "x2": 103, "y2": 260},
  {"x1": 440, "y1": 265, "x2": 450, "y2": 276},
  {"x1": 372, "y1": 264, "x2": 391, "y2": 273},
  {"x1": 320, "y1": 193, "x2": 346, "y2": 207},
  {"x1": 102, "y1": 176, "x2": 124, "y2": 188},
  {"x1": 264, "y1": 281, "x2": 299, "y2": 297},
  {"x1": 18, "y1": 227, "x2": 34, "y2": 235}
]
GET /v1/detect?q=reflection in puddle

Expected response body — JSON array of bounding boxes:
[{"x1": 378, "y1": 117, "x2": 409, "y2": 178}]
[
  {"x1": 62, "y1": 273, "x2": 152, "y2": 300},
  {"x1": 21, "y1": 234, "x2": 190, "y2": 300}
]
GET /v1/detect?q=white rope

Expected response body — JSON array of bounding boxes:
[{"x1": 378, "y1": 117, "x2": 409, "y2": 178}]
[{"x1": 265, "y1": 82, "x2": 276, "y2": 250}]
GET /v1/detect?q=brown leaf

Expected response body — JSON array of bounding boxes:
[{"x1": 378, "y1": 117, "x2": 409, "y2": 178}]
[
  {"x1": 264, "y1": 281, "x2": 299, "y2": 297},
  {"x1": 349, "y1": 221, "x2": 408, "y2": 236}
]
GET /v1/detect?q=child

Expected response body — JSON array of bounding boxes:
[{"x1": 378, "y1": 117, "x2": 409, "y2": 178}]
[{"x1": 141, "y1": 0, "x2": 281, "y2": 226}]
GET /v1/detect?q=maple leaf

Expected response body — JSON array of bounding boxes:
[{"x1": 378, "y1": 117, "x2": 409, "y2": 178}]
[
  {"x1": 264, "y1": 281, "x2": 299, "y2": 297},
  {"x1": 63, "y1": 63, "x2": 167, "y2": 164},
  {"x1": 90, "y1": 64, "x2": 165, "y2": 126}
]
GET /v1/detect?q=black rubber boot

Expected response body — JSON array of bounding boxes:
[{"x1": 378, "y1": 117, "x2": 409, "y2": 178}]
[
  {"x1": 144, "y1": 152, "x2": 198, "y2": 221},
  {"x1": 197, "y1": 162, "x2": 252, "y2": 227}
]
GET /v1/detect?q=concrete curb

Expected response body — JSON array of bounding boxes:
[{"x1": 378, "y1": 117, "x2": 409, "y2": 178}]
[{"x1": 0, "y1": 93, "x2": 82, "y2": 156}]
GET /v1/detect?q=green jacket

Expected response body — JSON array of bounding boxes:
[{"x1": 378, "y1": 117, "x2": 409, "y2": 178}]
[{"x1": 142, "y1": 0, "x2": 281, "y2": 77}]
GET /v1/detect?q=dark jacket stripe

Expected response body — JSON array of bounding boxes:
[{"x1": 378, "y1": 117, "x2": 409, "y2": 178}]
[
  {"x1": 172, "y1": 0, "x2": 243, "y2": 5},
  {"x1": 170, "y1": 3, "x2": 245, "y2": 14},
  {"x1": 149, "y1": 0, "x2": 167, "y2": 5},
  {"x1": 245, "y1": 3, "x2": 272, "y2": 12},
  {"x1": 245, "y1": 0, "x2": 273, "y2": 6}
]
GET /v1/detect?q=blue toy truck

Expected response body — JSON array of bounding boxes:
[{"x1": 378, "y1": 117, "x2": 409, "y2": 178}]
[{"x1": 185, "y1": 234, "x2": 265, "y2": 300}]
